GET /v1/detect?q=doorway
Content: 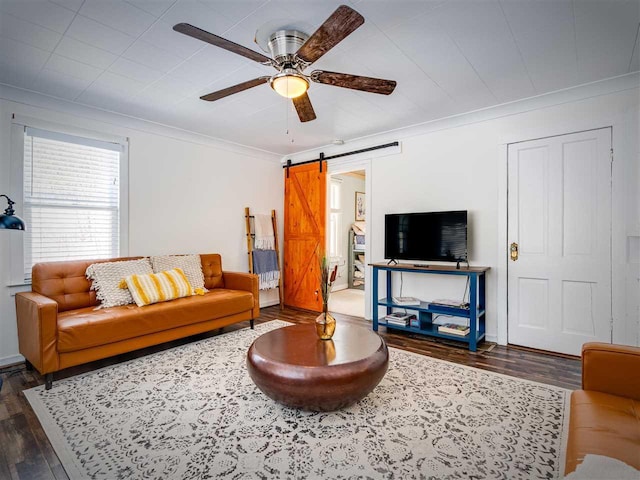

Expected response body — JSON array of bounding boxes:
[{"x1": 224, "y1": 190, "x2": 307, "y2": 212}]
[
  {"x1": 327, "y1": 170, "x2": 367, "y2": 318},
  {"x1": 507, "y1": 128, "x2": 612, "y2": 356}
]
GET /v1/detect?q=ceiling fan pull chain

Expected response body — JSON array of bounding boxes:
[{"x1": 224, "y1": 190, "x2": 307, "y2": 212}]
[{"x1": 285, "y1": 102, "x2": 292, "y2": 144}]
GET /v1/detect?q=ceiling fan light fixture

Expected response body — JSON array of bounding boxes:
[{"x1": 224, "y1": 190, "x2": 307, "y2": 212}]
[{"x1": 270, "y1": 71, "x2": 309, "y2": 99}]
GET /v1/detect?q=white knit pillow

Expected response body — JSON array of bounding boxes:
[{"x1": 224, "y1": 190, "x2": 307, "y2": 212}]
[
  {"x1": 86, "y1": 258, "x2": 153, "y2": 308},
  {"x1": 150, "y1": 254, "x2": 207, "y2": 293}
]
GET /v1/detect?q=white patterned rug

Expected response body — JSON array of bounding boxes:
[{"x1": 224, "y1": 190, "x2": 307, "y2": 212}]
[{"x1": 25, "y1": 320, "x2": 570, "y2": 480}]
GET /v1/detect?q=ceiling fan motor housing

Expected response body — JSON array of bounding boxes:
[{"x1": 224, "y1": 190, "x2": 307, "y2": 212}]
[{"x1": 268, "y1": 30, "x2": 309, "y2": 64}]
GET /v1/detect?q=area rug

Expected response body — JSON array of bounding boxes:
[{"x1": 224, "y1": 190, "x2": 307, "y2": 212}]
[{"x1": 25, "y1": 320, "x2": 570, "y2": 479}]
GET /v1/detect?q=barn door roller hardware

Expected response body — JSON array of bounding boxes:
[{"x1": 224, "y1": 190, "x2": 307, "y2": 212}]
[{"x1": 282, "y1": 141, "x2": 399, "y2": 172}]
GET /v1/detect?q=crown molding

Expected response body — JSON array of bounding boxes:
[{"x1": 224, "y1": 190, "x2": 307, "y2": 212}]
[
  {"x1": 0, "y1": 83, "x2": 281, "y2": 162},
  {"x1": 282, "y1": 72, "x2": 640, "y2": 163},
  {"x1": 2, "y1": 70, "x2": 636, "y2": 165}
]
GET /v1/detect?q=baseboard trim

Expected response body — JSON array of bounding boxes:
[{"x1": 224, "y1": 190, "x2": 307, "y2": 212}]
[
  {"x1": 0, "y1": 354, "x2": 24, "y2": 368},
  {"x1": 260, "y1": 300, "x2": 281, "y2": 308}
]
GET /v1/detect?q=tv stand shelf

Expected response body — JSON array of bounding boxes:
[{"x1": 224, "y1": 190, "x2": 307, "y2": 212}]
[{"x1": 370, "y1": 263, "x2": 490, "y2": 351}]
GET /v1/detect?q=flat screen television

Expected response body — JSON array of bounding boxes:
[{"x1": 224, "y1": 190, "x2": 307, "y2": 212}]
[{"x1": 385, "y1": 211, "x2": 468, "y2": 263}]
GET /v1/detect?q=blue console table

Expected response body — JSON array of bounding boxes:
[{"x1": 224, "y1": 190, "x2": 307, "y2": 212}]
[{"x1": 371, "y1": 263, "x2": 490, "y2": 351}]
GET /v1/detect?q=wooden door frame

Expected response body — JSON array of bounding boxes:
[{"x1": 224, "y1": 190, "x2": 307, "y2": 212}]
[
  {"x1": 497, "y1": 124, "x2": 615, "y2": 347},
  {"x1": 327, "y1": 157, "x2": 373, "y2": 320}
]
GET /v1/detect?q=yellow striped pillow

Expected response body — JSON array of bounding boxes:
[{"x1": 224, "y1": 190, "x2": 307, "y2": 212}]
[{"x1": 123, "y1": 268, "x2": 196, "y2": 307}]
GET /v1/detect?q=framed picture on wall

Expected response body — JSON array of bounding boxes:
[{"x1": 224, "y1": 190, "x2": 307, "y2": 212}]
[{"x1": 355, "y1": 192, "x2": 365, "y2": 221}]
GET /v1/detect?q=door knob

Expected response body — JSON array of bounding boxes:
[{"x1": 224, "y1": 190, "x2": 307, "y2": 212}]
[{"x1": 510, "y1": 242, "x2": 519, "y2": 261}]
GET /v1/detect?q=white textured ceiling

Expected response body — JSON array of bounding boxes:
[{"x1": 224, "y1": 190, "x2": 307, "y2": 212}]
[{"x1": 0, "y1": 0, "x2": 638, "y2": 155}]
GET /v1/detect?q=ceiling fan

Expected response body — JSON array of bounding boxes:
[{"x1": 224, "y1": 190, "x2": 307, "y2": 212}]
[{"x1": 173, "y1": 5, "x2": 397, "y2": 123}]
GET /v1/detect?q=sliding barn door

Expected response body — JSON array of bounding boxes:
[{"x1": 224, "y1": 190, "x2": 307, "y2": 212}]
[
  {"x1": 507, "y1": 128, "x2": 612, "y2": 356},
  {"x1": 283, "y1": 162, "x2": 326, "y2": 312}
]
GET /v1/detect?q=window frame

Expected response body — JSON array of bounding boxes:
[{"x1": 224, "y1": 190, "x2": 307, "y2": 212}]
[
  {"x1": 329, "y1": 211, "x2": 342, "y2": 260},
  {"x1": 328, "y1": 178, "x2": 343, "y2": 261},
  {"x1": 8, "y1": 114, "x2": 129, "y2": 285},
  {"x1": 330, "y1": 179, "x2": 341, "y2": 210}
]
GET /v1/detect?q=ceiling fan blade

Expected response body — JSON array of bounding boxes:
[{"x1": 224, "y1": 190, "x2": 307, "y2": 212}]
[
  {"x1": 200, "y1": 77, "x2": 270, "y2": 102},
  {"x1": 173, "y1": 23, "x2": 273, "y2": 65},
  {"x1": 311, "y1": 70, "x2": 397, "y2": 95},
  {"x1": 295, "y1": 5, "x2": 364, "y2": 64},
  {"x1": 292, "y1": 93, "x2": 317, "y2": 122}
]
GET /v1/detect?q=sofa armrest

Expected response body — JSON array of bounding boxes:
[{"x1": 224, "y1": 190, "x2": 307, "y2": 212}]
[
  {"x1": 15, "y1": 292, "x2": 59, "y2": 374},
  {"x1": 582, "y1": 342, "x2": 640, "y2": 400},
  {"x1": 223, "y1": 272, "x2": 260, "y2": 318}
]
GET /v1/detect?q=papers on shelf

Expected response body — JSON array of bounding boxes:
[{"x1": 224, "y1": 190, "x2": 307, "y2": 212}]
[{"x1": 392, "y1": 296, "x2": 421, "y2": 306}]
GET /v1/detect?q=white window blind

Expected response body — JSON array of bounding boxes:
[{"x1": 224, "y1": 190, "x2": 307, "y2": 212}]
[{"x1": 23, "y1": 127, "x2": 122, "y2": 281}]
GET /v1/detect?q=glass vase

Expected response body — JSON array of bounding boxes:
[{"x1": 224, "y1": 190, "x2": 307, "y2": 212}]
[{"x1": 315, "y1": 310, "x2": 336, "y2": 340}]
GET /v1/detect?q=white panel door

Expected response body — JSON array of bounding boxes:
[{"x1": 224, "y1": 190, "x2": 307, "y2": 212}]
[{"x1": 507, "y1": 128, "x2": 612, "y2": 356}]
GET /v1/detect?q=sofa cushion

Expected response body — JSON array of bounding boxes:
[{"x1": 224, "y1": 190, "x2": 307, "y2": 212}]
[
  {"x1": 32, "y1": 257, "x2": 142, "y2": 312},
  {"x1": 124, "y1": 268, "x2": 194, "y2": 307},
  {"x1": 151, "y1": 254, "x2": 207, "y2": 293},
  {"x1": 565, "y1": 390, "x2": 640, "y2": 473},
  {"x1": 57, "y1": 289, "x2": 254, "y2": 352},
  {"x1": 33, "y1": 260, "x2": 97, "y2": 312},
  {"x1": 86, "y1": 259, "x2": 153, "y2": 308},
  {"x1": 200, "y1": 253, "x2": 225, "y2": 289}
]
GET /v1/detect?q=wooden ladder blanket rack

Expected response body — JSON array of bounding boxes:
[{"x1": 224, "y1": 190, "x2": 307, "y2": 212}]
[{"x1": 245, "y1": 207, "x2": 283, "y2": 309}]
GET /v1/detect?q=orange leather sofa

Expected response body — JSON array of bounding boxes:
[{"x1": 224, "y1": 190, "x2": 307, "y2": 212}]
[
  {"x1": 565, "y1": 342, "x2": 640, "y2": 475},
  {"x1": 15, "y1": 254, "x2": 259, "y2": 390}
]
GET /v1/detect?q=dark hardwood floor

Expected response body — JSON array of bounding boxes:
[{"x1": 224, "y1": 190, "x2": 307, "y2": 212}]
[{"x1": 0, "y1": 305, "x2": 581, "y2": 480}]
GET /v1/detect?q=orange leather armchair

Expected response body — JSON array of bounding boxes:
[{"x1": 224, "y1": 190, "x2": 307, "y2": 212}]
[{"x1": 565, "y1": 342, "x2": 640, "y2": 474}]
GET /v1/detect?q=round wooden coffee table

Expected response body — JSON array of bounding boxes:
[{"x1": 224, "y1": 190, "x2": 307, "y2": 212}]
[{"x1": 247, "y1": 323, "x2": 388, "y2": 411}]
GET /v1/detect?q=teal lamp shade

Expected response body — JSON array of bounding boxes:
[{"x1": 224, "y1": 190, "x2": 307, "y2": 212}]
[{"x1": 0, "y1": 195, "x2": 26, "y2": 231}]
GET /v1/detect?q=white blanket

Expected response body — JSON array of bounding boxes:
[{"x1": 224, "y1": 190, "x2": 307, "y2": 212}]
[
  {"x1": 352, "y1": 221, "x2": 366, "y2": 235},
  {"x1": 254, "y1": 214, "x2": 275, "y2": 250}
]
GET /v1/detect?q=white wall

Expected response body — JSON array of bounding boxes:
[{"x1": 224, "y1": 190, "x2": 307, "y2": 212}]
[
  {"x1": 288, "y1": 78, "x2": 640, "y2": 346},
  {"x1": 0, "y1": 88, "x2": 283, "y2": 366},
  {"x1": 371, "y1": 123, "x2": 499, "y2": 327}
]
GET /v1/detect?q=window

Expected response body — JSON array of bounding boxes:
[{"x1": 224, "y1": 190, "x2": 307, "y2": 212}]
[
  {"x1": 329, "y1": 212, "x2": 342, "y2": 258},
  {"x1": 329, "y1": 179, "x2": 342, "y2": 259},
  {"x1": 330, "y1": 180, "x2": 341, "y2": 210},
  {"x1": 21, "y1": 126, "x2": 125, "y2": 281}
]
